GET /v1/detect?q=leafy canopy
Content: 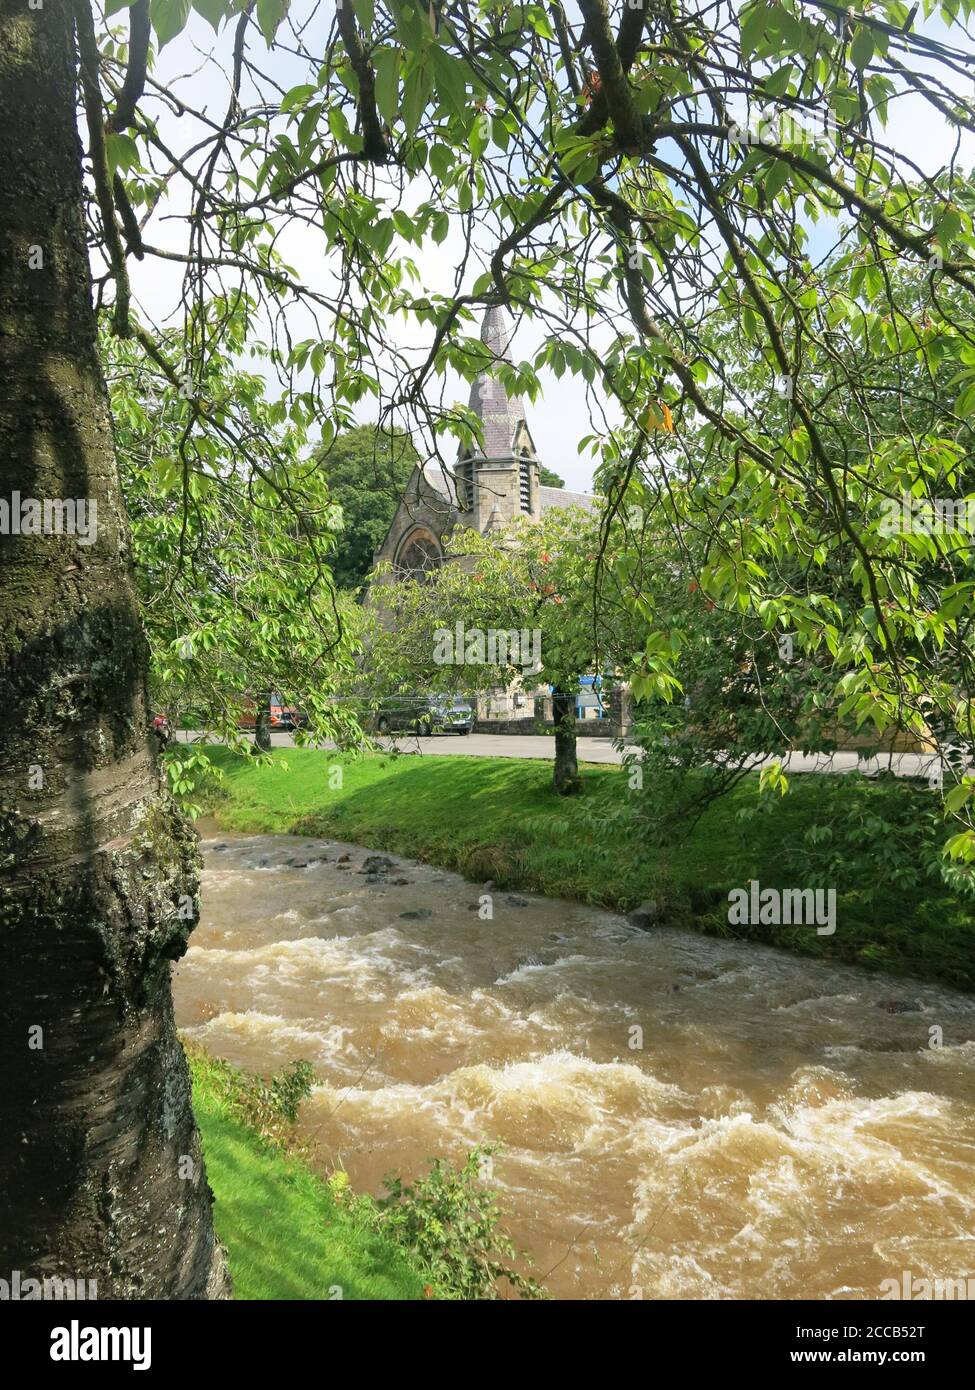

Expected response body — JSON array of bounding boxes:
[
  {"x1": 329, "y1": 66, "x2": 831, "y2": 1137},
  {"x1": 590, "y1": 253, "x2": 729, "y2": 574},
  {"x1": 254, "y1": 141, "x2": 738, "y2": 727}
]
[{"x1": 82, "y1": 0, "x2": 975, "y2": 858}]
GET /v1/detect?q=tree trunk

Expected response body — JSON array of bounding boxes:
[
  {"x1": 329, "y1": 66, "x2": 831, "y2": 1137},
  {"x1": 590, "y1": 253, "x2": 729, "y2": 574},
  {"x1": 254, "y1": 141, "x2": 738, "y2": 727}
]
[
  {"x1": 552, "y1": 686, "x2": 580, "y2": 795},
  {"x1": 0, "y1": 0, "x2": 228, "y2": 1298},
  {"x1": 253, "y1": 693, "x2": 272, "y2": 752}
]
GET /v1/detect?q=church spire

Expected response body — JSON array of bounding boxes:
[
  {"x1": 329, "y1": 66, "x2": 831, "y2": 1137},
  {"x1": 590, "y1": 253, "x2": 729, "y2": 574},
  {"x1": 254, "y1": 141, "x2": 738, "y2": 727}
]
[
  {"x1": 456, "y1": 305, "x2": 541, "y2": 528},
  {"x1": 467, "y1": 305, "x2": 526, "y2": 459},
  {"x1": 480, "y1": 304, "x2": 514, "y2": 361}
]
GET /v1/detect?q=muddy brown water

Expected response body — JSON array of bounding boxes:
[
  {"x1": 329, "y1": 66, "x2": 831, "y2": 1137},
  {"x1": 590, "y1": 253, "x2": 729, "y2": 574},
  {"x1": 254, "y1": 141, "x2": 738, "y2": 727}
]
[{"x1": 173, "y1": 827, "x2": 975, "y2": 1300}]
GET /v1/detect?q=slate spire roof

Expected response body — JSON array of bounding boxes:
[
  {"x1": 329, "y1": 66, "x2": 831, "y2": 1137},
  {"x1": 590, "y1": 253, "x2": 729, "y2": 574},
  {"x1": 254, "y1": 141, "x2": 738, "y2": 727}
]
[{"x1": 466, "y1": 305, "x2": 528, "y2": 458}]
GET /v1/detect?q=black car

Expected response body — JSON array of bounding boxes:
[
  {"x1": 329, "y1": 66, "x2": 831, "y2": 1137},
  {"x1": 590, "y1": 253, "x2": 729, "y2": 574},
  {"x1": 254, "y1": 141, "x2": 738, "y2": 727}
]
[{"x1": 375, "y1": 694, "x2": 474, "y2": 736}]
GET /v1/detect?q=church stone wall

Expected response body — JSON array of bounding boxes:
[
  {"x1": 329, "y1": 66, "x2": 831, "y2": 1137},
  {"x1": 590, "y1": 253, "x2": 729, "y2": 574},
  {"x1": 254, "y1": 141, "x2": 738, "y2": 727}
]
[{"x1": 469, "y1": 458, "x2": 539, "y2": 530}]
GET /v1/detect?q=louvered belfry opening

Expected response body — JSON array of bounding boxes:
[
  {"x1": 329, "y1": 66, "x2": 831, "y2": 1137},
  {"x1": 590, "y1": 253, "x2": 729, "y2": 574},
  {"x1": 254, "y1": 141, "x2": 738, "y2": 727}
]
[{"x1": 519, "y1": 459, "x2": 531, "y2": 512}]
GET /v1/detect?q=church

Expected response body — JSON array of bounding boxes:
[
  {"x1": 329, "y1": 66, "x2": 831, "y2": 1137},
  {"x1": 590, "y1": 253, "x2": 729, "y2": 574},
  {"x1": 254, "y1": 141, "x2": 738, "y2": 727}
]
[
  {"x1": 371, "y1": 306, "x2": 600, "y2": 720},
  {"x1": 373, "y1": 305, "x2": 594, "y2": 577}
]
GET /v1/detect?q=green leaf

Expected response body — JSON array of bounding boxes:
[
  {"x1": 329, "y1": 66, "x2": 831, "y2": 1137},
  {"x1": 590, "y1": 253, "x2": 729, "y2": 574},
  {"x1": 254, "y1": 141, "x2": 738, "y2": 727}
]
[
  {"x1": 105, "y1": 132, "x2": 141, "y2": 176},
  {"x1": 295, "y1": 102, "x2": 320, "y2": 148},
  {"x1": 526, "y1": 4, "x2": 555, "y2": 39},
  {"x1": 281, "y1": 83, "x2": 315, "y2": 113},
  {"x1": 191, "y1": 0, "x2": 225, "y2": 32},
  {"x1": 352, "y1": 0, "x2": 374, "y2": 31},
  {"x1": 327, "y1": 105, "x2": 352, "y2": 147},
  {"x1": 944, "y1": 781, "x2": 974, "y2": 813},
  {"x1": 402, "y1": 60, "x2": 431, "y2": 137},
  {"x1": 373, "y1": 218, "x2": 395, "y2": 257},
  {"x1": 256, "y1": 0, "x2": 289, "y2": 45},
  {"x1": 764, "y1": 158, "x2": 790, "y2": 201},
  {"x1": 106, "y1": 0, "x2": 137, "y2": 15},
  {"x1": 373, "y1": 47, "x2": 401, "y2": 127},
  {"x1": 431, "y1": 46, "x2": 467, "y2": 121},
  {"x1": 469, "y1": 113, "x2": 489, "y2": 159},
  {"x1": 945, "y1": 830, "x2": 975, "y2": 861},
  {"x1": 955, "y1": 381, "x2": 975, "y2": 416},
  {"x1": 763, "y1": 64, "x2": 794, "y2": 98},
  {"x1": 739, "y1": 2, "x2": 769, "y2": 61},
  {"x1": 935, "y1": 203, "x2": 965, "y2": 251},
  {"x1": 392, "y1": 209, "x2": 416, "y2": 241},
  {"x1": 150, "y1": 0, "x2": 191, "y2": 47},
  {"x1": 850, "y1": 24, "x2": 874, "y2": 71},
  {"x1": 429, "y1": 142, "x2": 453, "y2": 181}
]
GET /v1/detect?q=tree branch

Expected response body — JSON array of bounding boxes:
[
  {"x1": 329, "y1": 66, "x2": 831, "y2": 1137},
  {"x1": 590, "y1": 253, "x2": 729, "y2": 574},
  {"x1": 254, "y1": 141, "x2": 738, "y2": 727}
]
[
  {"x1": 576, "y1": 0, "x2": 646, "y2": 152},
  {"x1": 108, "y1": 0, "x2": 150, "y2": 134},
  {"x1": 73, "y1": 0, "x2": 130, "y2": 335},
  {"x1": 334, "y1": 6, "x2": 390, "y2": 163}
]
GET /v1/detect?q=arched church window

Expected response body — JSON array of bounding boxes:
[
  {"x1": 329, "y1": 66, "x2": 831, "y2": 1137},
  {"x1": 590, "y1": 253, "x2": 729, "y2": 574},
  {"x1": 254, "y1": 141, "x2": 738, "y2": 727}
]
[{"x1": 395, "y1": 529, "x2": 442, "y2": 580}]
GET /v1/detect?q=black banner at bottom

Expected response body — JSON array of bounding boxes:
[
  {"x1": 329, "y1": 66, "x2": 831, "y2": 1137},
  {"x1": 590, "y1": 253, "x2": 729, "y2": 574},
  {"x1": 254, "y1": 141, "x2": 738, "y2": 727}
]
[{"x1": 1, "y1": 1295, "x2": 968, "y2": 1374}]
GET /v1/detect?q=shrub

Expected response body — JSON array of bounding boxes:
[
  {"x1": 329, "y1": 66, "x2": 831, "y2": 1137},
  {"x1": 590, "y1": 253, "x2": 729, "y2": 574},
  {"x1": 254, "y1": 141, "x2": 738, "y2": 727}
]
[
  {"x1": 187, "y1": 1046, "x2": 545, "y2": 1300},
  {"x1": 219, "y1": 1057, "x2": 316, "y2": 1149},
  {"x1": 363, "y1": 1145, "x2": 546, "y2": 1300}
]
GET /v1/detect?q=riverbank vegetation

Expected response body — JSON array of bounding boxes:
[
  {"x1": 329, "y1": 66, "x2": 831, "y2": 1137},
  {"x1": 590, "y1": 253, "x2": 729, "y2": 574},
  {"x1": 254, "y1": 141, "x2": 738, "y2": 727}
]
[
  {"x1": 200, "y1": 748, "x2": 975, "y2": 992},
  {"x1": 188, "y1": 1046, "x2": 544, "y2": 1300},
  {"x1": 188, "y1": 1047, "x2": 429, "y2": 1300}
]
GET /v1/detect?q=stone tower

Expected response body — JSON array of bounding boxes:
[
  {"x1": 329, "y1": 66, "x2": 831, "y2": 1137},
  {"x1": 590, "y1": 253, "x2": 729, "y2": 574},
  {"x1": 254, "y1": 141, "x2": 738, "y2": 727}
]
[{"x1": 456, "y1": 306, "x2": 540, "y2": 533}]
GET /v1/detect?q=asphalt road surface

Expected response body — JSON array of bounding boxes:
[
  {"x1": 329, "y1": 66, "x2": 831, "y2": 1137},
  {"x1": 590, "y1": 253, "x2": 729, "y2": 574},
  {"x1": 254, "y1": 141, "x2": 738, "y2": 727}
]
[{"x1": 175, "y1": 728, "x2": 953, "y2": 779}]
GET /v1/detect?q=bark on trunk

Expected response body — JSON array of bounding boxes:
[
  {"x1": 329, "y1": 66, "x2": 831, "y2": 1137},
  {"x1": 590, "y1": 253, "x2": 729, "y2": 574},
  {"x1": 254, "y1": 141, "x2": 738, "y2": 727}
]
[
  {"x1": 552, "y1": 687, "x2": 580, "y2": 795},
  {"x1": 253, "y1": 693, "x2": 272, "y2": 753},
  {"x1": 0, "y1": 0, "x2": 228, "y2": 1298}
]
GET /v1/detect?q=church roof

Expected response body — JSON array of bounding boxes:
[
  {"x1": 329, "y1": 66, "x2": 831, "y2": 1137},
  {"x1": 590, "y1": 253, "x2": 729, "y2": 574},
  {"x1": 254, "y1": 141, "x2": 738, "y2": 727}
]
[
  {"x1": 421, "y1": 459, "x2": 460, "y2": 505},
  {"x1": 465, "y1": 306, "x2": 528, "y2": 458},
  {"x1": 539, "y1": 486, "x2": 596, "y2": 513}
]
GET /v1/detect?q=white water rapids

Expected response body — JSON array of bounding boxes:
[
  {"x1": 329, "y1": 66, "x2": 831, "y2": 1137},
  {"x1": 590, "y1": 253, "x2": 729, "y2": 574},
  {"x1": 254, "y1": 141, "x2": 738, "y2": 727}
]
[{"x1": 173, "y1": 829, "x2": 975, "y2": 1299}]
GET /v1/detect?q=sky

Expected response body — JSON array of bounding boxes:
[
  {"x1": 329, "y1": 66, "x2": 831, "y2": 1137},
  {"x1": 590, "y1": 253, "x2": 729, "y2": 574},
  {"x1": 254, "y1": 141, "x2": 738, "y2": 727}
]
[{"x1": 121, "y1": 1, "x2": 975, "y2": 494}]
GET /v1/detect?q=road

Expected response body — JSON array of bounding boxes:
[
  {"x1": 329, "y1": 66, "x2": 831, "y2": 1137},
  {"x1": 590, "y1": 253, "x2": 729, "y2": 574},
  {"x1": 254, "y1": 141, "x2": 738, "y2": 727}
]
[{"x1": 174, "y1": 728, "x2": 954, "y2": 780}]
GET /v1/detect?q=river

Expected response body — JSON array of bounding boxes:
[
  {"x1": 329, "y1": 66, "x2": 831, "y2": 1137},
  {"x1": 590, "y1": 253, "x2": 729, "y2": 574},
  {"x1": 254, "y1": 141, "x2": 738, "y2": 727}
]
[{"x1": 172, "y1": 828, "x2": 975, "y2": 1299}]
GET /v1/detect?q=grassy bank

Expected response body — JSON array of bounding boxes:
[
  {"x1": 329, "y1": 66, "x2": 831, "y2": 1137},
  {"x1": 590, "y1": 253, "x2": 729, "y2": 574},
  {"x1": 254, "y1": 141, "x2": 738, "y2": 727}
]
[
  {"x1": 189, "y1": 1048, "x2": 429, "y2": 1300},
  {"x1": 199, "y1": 746, "x2": 974, "y2": 990}
]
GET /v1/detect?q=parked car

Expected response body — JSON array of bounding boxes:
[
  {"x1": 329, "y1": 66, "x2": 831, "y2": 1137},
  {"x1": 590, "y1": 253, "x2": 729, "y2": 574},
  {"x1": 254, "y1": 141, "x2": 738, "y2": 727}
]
[
  {"x1": 272, "y1": 697, "x2": 308, "y2": 732},
  {"x1": 236, "y1": 693, "x2": 307, "y2": 732},
  {"x1": 375, "y1": 694, "x2": 474, "y2": 736}
]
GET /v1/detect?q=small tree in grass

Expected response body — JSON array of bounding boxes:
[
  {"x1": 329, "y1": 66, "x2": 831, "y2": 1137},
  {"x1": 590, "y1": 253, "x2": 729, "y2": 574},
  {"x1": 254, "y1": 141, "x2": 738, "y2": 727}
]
[{"x1": 365, "y1": 506, "x2": 660, "y2": 795}]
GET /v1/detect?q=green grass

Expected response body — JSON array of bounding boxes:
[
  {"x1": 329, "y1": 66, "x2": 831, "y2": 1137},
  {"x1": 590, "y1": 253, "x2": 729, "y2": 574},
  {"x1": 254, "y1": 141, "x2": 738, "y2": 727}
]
[
  {"x1": 198, "y1": 746, "x2": 975, "y2": 991},
  {"x1": 189, "y1": 1048, "x2": 429, "y2": 1300}
]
